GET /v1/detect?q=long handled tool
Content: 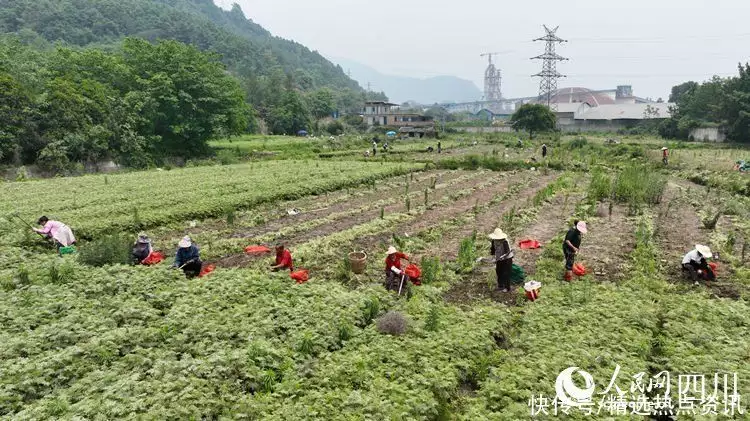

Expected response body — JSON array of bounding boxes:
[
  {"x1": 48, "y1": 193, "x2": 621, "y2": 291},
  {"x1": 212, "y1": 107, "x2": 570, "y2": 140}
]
[
  {"x1": 397, "y1": 273, "x2": 406, "y2": 296},
  {"x1": 178, "y1": 258, "x2": 198, "y2": 270},
  {"x1": 9, "y1": 212, "x2": 48, "y2": 239}
]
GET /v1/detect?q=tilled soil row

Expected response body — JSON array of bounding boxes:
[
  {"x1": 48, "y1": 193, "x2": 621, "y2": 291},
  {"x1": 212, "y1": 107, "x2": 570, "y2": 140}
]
[
  {"x1": 416, "y1": 173, "x2": 561, "y2": 263},
  {"x1": 342, "y1": 171, "x2": 538, "y2": 260},
  {"x1": 155, "y1": 169, "x2": 453, "y2": 242},
  {"x1": 286, "y1": 171, "x2": 531, "y2": 277},
  {"x1": 576, "y1": 203, "x2": 637, "y2": 282},
  {"x1": 228, "y1": 170, "x2": 480, "y2": 241},
  {"x1": 655, "y1": 179, "x2": 742, "y2": 299},
  {"x1": 443, "y1": 189, "x2": 583, "y2": 307},
  {"x1": 214, "y1": 171, "x2": 495, "y2": 268}
]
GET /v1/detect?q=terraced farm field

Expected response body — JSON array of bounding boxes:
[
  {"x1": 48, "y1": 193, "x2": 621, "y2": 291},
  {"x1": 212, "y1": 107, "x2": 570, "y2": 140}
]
[{"x1": 1, "y1": 135, "x2": 750, "y2": 420}]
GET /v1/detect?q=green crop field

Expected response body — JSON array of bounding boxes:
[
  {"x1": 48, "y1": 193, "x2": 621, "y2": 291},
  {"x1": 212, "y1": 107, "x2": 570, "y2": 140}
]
[{"x1": 2, "y1": 134, "x2": 750, "y2": 420}]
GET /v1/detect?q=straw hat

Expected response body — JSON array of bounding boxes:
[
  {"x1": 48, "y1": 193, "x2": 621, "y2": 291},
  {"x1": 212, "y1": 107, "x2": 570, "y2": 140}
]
[
  {"x1": 178, "y1": 236, "x2": 192, "y2": 248},
  {"x1": 387, "y1": 246, "x2": 398, "y2": 255},
  {"x1": 661, "y1": 147, "x2": 668, "y2": 151},
  {"x1": 488, "y1": 228, "x2": 508, "y2": 240},
  {"x1": 695, "y1": 244, "x2": 712, "y2": 258},
  {"x1": 576, "y1": 221, "x2": 588, "y2": 234}
]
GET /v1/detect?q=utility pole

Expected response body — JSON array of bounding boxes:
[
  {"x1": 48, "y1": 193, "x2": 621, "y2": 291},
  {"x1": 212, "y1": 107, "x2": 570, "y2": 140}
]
[{"x1": 531, "y1": 25, "x2": 568, "y2": 110}]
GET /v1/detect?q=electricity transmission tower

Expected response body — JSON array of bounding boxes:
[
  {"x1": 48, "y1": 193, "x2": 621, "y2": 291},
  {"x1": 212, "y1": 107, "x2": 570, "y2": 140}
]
[
  {"x1": 531, "y1": 25, "x2": 568, "y2": 110},
  {"x1": 480, "y1": 52, "x2": 505, "y2": 101}
]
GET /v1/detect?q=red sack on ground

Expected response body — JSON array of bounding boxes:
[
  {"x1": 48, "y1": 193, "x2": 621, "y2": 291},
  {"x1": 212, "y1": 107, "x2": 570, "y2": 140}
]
[
  {"x1": 404, "y1": 264, "x2": 421, "y2": 280},
  {"x1": 708, "y1": 262, "x2": 718, "y2": 274},
  {"x1": 199, "y1": 264, "x2": 216, "y2": 278},
  {"x1": 519, "y1": 239, "x2": 541, "y2": 250},
  {"x1": 290, "y1": 269, "x2": 310, "y2": 284},
  {"x1": 142, "y1": 251, "x2": 165, "y2": 266},
  {"x1": 245, "y1": 245, "x2": 271, "y2": 255},
  {"x1": 572, "y1": 263, "x2": 587, "y2": 277}
]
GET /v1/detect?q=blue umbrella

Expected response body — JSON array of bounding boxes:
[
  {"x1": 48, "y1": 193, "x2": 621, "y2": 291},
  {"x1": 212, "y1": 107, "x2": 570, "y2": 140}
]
[
  {"x1": 297, "y1": 130, "x2": 308, "y2": 137},
  {"x1": 386, "y1": 131, "x2": 397, "y2": 137}
]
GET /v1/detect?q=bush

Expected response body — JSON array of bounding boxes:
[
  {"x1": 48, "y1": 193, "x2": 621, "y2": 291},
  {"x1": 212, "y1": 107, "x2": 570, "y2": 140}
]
[
  {"x1": 420, "y1": 256, "x2": 441, "y2": 284},
  {"x1": 326, "y1": 120, "x2": 344, "y2": 135},
  {"x1": 588, "y1": 169, "x2": 612, "y2": 202},
  {"x1": 569, "y1": 137, "x2": 588, "y2": 149},
  {"x1": 457, "y1": 231, "x2": 477, "y2": 273},
  {"x1": 612, "y1": 165, "x2": 665, "y2": 206},
  {"x1": 376, "y1": 311, "x2": 408, "y2": 336},
  {"x1": 78, "y1": 233, "x2": 132, "y2": 267}
]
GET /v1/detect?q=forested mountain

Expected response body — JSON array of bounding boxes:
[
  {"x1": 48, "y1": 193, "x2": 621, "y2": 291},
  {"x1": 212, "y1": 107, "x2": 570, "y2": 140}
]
[
  {"x1": 0, "y1": 0, "x2": 359, "y2": 93},
  {"x1": 0, "y1": 0, "x2": 390, "y2": 171}
]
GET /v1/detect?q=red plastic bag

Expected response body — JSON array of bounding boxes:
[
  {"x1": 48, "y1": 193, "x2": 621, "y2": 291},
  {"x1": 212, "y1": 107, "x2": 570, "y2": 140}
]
[
  {"x1": 519, "y1": 239, "x2": 541, "y2": 250},
  {"x1": 708, "y1": 262, "x2": 718, "y2": 274},
  {"x1": 142, "y1": 251, "x2": 165, "y2": 266},
  {"x1": 245, "y1": 245, "x2": 271, "y2": 255},
  {"x1": 404, "y1": 264, "x2": 421, "y2": 280},
  {"x1": 572, "y1": 263, "x2": 587, "y2": 277},
  {"x1": 290, "y1": 269, "x2": 310, "y2": 284},
  {"x1": 199, "y1": 264, "x2": 216, "y2": 278}
]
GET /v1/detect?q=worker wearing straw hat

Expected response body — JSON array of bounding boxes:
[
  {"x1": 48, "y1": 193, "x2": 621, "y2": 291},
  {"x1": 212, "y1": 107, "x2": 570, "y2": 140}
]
[
  {"x1": 682, "y1": 244, "x2": 715, "y2": 283},
  {"x1": 489, "y1": 228, "x2": 514, "y2": 293},
  {"x1": 563, "y1": 220, "x2": 587, "y2": 282},
  {"x1": 173, "y1": 236, "x2": 202, "y2": 278},
  {"x1": 661, "y1": 147, "x2": 669, "y2": 165},
  {"x1": 384, "y1": 246, "x2": 409, "y2": 292},
  {"x1": 132, "y1": 233, "x2": 153, "y2": 265}
]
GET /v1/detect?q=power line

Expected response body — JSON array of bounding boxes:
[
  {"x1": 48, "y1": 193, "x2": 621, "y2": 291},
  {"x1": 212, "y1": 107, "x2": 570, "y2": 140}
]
[{"x1": 532, "y1": 25, "x2": 568, "y2": 110}]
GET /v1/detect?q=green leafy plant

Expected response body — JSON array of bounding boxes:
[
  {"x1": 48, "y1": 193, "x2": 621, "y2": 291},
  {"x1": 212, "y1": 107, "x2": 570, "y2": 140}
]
[
  {"x1": 420, "y1": 256, "x2": 441, "y2": 284},
  {"x1": 424, "y1": 305, "x2": 441, "y2": 332},
  {"x1": 361, "y1": 297, "x2": 380, "y2": 326},
  {"x1": 457, "y1": 231, "x2": 477, "y2": 273},
  {"x1": 78, "y1": 233, "x2": 132, "y2": 267}
]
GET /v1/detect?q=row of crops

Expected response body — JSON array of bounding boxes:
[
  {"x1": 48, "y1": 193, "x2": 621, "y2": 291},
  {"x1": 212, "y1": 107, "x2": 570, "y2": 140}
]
[
  {"x1": 0, "y1": 161, "x2": 421, "y2": 237},
  {"x1": 2, "y1": 138, "x2": 750, "y2": 419}
]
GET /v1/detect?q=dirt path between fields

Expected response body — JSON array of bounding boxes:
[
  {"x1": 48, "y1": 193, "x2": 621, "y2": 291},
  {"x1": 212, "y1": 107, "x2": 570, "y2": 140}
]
[
  {"x1": 157, "y1": 170, "x2": 452, "y2": 241},
  {"x1": 424, "y1": 173, "x2": 560, "y2": 263},
  {"x1": 573, "y1": 203, "x2": 636, "y2": 283},
  {"x1": 344, "y1": 171, "x2": 538, "y2": 259},
  {"x1": 214, "y1": 171, "x2": 493, "y2": 268},
  {"x1": 443, "y1": 190, "x2": 582, "y2": 307}
]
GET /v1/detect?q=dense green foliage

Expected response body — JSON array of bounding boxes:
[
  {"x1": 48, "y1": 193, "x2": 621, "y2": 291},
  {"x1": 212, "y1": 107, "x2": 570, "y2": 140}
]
[
  {"x1": 0, "y1": 0, "x2": 357, "y2": 94},
  {"x1": 0, "y1": 160, "x2": 419, "y2": 237},
  {"x1": 0, "y1": 0, "x2": 392, "y2": 165},
  {"x1": 661, "y1": 64, "x2": 750, "y2": 142},
  {"x1": 0, "y1": 37, "x2": 249, "y2": 169},
  {"x1": 510, "y1": 104, "x2": 557, "y2": 139}
]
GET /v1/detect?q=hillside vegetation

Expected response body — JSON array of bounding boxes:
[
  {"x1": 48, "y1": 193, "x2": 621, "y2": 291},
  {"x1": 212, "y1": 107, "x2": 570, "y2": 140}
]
[{"x1": 0, "y1": 0, "x2": 357, "y2": 93}]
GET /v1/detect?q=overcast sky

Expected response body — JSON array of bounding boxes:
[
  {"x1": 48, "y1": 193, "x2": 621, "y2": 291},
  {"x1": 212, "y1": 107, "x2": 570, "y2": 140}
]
[{"x1": 216, "y1": 0, "x2": 750, "y2": 101}]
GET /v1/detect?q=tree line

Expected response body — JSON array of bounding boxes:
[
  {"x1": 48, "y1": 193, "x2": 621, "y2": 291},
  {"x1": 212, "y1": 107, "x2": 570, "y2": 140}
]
[
  {"x1": 0, "y1": 36, "x2": 386, "y2": 172},
  {"x1": 661, "y1": 63, "x2": 750, "y2": 142}
]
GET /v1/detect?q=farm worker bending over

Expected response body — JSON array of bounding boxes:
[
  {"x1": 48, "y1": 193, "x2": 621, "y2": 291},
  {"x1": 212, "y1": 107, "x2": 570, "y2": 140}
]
[
  {"x1": 271, "y1": 243, "x2": 294, "y2": 272},
  {"x1": 489, "y1": 228, "x2": 514, "y2": 293},
  {"x1": 563, "y1": 220, "x2": 587, "y2": 282},
  {"x1": 34, "y1": 216, "x2": 76, "y2": 250},
  {"x1": 132, "y1": 234, "x2": 153, "y2": 265},
  {"x1": 682, "y1": 244, "x2": 715, "y2": 283},
  {"x1": 542, "y1": 143, "x2": 548, "y2": 159},
  {"x1": 384, "y1": 246, "x2": 409, "y2": 292},
  {"x1": 173, "y1": 236, "x2": 202, "y2": 278}
]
